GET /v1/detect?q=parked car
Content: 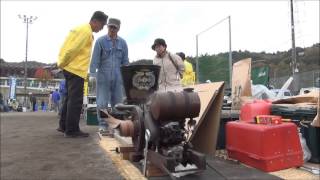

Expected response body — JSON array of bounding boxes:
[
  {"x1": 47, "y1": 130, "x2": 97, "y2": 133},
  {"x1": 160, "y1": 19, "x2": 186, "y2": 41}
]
[{"x1": 270, "y1": 89, "x2": 292, "y2": 98}]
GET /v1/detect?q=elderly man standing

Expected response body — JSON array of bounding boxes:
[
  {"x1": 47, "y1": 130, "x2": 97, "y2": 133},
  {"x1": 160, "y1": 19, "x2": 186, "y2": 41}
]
[
  {"x1": 90, "y1": 18, "x2": 129, "y2": 132},
  {"x1": 152, "y1": 38, "x2": 184, "y2": 92},
  {"x1": 57, "y1": 11, "x2": 108, "y2": 138}
]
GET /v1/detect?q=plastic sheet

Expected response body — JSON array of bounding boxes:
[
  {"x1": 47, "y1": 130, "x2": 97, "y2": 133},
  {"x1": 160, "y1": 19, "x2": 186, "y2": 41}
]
[{"x1": 299, "y1": 133, "x2": 311, "y2": 162}]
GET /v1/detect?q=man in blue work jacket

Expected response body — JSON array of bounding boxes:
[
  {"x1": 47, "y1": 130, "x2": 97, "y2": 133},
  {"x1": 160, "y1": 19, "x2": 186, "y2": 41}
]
[
  {"x1": 90, "y1": 18, "x2": 129, "y2": 132},
  {"x1": 58, "y1": 79, "x2": 66, "y2": 116},
  {"x1": 52, "y1": 89, "x2": 60, "y2": 112}
]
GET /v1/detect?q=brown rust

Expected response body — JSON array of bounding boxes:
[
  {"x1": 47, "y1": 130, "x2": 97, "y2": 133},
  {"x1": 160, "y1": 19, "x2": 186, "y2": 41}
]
[
  {"x1": 100, "y1": 108, "x2": 122, "y2": 129},
  {"x1": 150, "y1": 91, "x2": 201, "y2": 122},
  {"x1": 119, "y1": 120, "x2": 135, "y2": 137}
]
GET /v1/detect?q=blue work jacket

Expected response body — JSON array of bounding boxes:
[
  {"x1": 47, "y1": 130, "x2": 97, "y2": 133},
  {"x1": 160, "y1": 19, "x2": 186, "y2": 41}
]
[
  {"x1": 90, "y1": 35, "x2": 129, "y2": 78},
  {"x1": 90, "y1": 35, "x2": 129, "y2": 109}
]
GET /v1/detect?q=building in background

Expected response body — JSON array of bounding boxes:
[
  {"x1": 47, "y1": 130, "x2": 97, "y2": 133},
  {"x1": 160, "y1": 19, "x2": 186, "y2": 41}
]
[{"x1": 0, "y1": 58, "x2": 63, "y2": 109}]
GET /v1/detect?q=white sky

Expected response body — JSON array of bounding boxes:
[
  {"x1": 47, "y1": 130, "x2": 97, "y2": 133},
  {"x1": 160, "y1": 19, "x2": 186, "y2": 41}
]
[{"x1": 1, "y1": 0, "x2": 319, "y2": 64}]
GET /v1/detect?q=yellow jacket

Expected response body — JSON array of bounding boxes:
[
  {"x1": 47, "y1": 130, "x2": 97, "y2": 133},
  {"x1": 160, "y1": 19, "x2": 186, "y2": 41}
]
[
  {"x1": 57, "y1": 24, "x2": 93, "y2": 79},
  {"x1": 182, "y1": 60, "x2": 195, "y2": 86}
]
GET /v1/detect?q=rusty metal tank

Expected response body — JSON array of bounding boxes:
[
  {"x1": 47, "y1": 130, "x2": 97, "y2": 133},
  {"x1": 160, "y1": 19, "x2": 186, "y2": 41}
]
[
  {"x1": 149, "y1": 89, "x2": 201, "y2": 122},
  {"x1": 121, "y1": 65, "x2": 161, "y2": 104}
]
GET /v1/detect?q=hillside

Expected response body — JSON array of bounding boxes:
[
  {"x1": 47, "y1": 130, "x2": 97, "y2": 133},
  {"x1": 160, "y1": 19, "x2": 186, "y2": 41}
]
[
  {"x1": 2, "y1": 43, "x2": 319, "y2": 85},
  {"x1": 187, "y1": 43, "x2": 320, "y2": 83}
]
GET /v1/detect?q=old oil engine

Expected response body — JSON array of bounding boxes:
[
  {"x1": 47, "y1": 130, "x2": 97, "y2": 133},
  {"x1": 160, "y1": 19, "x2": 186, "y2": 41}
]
[{"x1": 103, "y1": 64, "x2": 206, "y2": 179}]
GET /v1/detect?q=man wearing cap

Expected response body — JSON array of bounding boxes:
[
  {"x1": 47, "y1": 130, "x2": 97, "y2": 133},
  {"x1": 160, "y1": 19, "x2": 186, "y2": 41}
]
[
  {"x1": 57, "y1": 11, "x2": 108, "y2": 138},
  {"x1": 152, "y1": 38, "x2": 184, "y2": 92},
  {"x1": 90, "y1": 18, "x2": 129, "y2": 132}
]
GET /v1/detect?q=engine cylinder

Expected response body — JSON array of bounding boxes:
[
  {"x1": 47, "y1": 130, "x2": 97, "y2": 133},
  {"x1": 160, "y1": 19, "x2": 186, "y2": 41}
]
[{"x1": 150, "y1": 90, "x2": 200, "y2": 122}]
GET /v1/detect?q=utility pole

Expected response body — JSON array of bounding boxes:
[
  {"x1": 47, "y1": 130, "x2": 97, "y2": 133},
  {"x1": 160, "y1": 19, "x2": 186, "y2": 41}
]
[
  {"x1": 228, "y1": 16, "x2": 232, "y2": 88},
  {"x1": 290, "y1": 0, "x2": 297, "y2": 76},
  {"x1": 195, "y1": 16, "x2": 232, "y2": 85},
  {"x1": 18, "y1": 15, "x2": 38, "y2": 107}
]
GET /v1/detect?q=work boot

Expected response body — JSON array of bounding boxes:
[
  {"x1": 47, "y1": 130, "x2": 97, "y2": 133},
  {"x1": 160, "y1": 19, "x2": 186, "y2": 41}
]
[{"x1": 56, "y1": 127, "x2": 65, "y2": 133}]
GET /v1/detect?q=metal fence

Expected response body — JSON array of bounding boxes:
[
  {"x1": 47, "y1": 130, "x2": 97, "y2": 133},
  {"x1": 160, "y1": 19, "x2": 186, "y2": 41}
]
[{"x1": 269, "y1": 70, "x2": 320, "y2": 95}]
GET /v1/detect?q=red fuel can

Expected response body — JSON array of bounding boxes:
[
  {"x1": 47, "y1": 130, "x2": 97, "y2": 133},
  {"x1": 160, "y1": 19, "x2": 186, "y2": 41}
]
[
  {"x1": 226, "y1": 121, "x2": 303, "y2": 172},
  {"x1": 240, "y1": 100, "x2": 272, "y2": 122}
]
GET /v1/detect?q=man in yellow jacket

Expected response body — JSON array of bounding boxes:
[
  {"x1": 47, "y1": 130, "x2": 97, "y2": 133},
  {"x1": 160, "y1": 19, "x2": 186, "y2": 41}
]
[
  {"x1": 176, "y1": 52, "x2": 195, "y2": 86},
  {"x1": 57, "y1": 11, "x2": 108, "y2": 138}
]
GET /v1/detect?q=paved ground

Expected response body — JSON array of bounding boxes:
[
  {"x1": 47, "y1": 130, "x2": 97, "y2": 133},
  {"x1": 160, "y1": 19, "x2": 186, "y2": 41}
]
[{"x1": 0, "y1": 112, "x2": 123, "y2": 180}]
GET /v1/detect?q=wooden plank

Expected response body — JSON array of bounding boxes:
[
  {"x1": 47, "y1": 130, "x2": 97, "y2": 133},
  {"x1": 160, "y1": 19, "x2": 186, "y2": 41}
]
[
  {"x1": 97, "y1": 133, "x2": 146, "y2": 180},
  {"x1": 146, "y1": 162, "x2": 167, "y2": 177},
  {"x1": 231, "y1": 58, "x2": 252, "y2": 110},
  {"x1": 113, "y1": 129, "x2": 133, "y2": 145},
  {"x1": 121, "y1": 152, "x2": 130, "y2": 160},
  {"x1": 270, "y1": 167, "x2": 318, "y2": 179},
  {"x1": 118, "y1": 146, "x2": 135, "y2": 153}
]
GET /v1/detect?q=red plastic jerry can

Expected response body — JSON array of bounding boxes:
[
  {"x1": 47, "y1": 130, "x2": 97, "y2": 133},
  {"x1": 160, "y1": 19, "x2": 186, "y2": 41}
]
[
  {"x1": 240, "y1": 100, "x2": 272, "y2": 122},
  {"x1": 226, "y1": 121, "x2": 303, "y2": 172}
]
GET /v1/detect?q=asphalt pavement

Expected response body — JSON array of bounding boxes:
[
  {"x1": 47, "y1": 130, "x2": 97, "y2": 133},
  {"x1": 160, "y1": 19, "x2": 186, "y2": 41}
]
[{"x1": 0, "y1": 111, "x2": 123, "y2": 180}]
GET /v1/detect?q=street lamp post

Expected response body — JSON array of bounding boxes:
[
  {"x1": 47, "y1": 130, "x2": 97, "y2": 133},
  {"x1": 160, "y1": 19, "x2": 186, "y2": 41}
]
[
  {"x1": 195, "y1": 16, "x2": 232, "y2": 87},
  {"x1": 18, "y1": 15, "x2": 37, "y2": 107}
]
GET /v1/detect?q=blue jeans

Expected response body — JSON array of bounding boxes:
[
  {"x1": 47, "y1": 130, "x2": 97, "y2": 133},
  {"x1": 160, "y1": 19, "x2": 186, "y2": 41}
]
[{"x1": 96, "y1": 72, "x2": 124, "y2": 128}]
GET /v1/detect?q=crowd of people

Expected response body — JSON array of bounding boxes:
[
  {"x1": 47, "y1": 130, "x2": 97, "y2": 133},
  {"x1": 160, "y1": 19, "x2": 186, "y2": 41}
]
[
  {"x1": 27, "y1": 84, "x2": 64, "y2": 113},
  {"x1": 56, "y1": 11, "x2": 195, "y2": 138}
]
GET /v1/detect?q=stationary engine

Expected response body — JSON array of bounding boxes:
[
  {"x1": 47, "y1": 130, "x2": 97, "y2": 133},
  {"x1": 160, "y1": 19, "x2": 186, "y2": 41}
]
[{"x1": 103, "y1": 64, "x2": 206, "y2": 179}]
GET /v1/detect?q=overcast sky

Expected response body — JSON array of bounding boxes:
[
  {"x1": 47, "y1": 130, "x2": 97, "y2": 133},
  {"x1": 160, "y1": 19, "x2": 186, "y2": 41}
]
[{"x1": 1, "y1": 0, "x2": 319, "y2": 64}]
